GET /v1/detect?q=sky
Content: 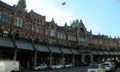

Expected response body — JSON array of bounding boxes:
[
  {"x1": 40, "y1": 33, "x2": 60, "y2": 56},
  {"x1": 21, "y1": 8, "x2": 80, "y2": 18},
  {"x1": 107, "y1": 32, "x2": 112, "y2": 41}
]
[{"x1": 1, "y1": 0, "x2": 120, "y2": 38}]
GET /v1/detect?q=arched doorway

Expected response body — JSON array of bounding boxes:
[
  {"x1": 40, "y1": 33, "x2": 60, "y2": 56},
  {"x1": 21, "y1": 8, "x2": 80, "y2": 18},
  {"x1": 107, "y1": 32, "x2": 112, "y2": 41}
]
[{"x1": 84, "y1": 55, "x2": 90, "y2": 65}]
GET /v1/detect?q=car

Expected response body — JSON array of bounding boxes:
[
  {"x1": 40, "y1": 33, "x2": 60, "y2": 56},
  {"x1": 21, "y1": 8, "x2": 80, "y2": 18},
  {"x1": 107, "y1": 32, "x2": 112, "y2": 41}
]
[
  {"x1": 32, "y1": 63, "x2": 47, "y2": 70},
  {"x1": 102, "y1": 61, "x2": 116, "y2": 72},
  {"x1": 87, "y1": 63, "x2": 105, "y2": 72},
  {"x1": 50, "y1": 64, "x2": 64, "y2": 69},
  {"x1": 80, "y1": 62, "x2": 88, "y2": 66},
  {"x1": 109, "y1": 60, "x2": 119, "y2": 68},
  {"x1": 64, "y1": 63, "x2": 73, "y2": 68}
]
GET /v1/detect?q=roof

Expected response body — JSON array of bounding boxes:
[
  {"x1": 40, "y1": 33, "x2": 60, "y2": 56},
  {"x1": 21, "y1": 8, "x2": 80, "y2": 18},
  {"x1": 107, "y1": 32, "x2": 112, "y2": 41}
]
[{"x1": 0, "y1": 0, "x2": 12, "y2": 11}]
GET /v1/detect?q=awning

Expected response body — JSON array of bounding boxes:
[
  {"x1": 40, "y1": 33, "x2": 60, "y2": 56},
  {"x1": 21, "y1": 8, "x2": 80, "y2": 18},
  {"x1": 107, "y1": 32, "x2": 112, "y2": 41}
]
[
  {"x1": 15, "y1": 41, "x2": 34, "y2": 50},
  {"x1": 109, "y1": 52, "x2": 114, "y2": 55},
  {"x1": 0, "y1": 38, "x2": 14, "y2": 48},
  {"x1": 92, "y1": 51, "x2": 98, "y2": 55},
  {"x1": 61, "y1": 48, "x2": 72, "y2": 54},
  {"x1": 113, "y1": 51, "x2": 118, "y2": 55},
  {"x1": 49, "y1": 47, "x2": 62, "y2": 53},
  {"x1": 118, "y1": 52, "x2": 120, "y2": 55},
  {"x1": 103, "y1": 51, "x2": 109, "y2": 55},
  {"x1": 71, "y1": 49, "x2": 81, "y2": 55},
  {"x1": 116, "y1": 52, "x2": 120, "y2": 55},
  {"x1": 35, "y1": 45, "x2": 49, "y2": 52},
  {"x1": 98, "y1": 51, "x2": 104, "y2": 55}
]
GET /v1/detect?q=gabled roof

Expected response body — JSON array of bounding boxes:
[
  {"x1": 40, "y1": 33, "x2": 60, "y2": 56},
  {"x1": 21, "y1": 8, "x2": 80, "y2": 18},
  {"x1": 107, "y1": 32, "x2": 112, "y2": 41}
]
[
  {"x1": 0, "y1": 0, "x2": 12, "y2": 11},
  {"x1": 57, "y1": 25, "x2": 65, "y2": 31},
  {"x1": 29, "y1": 10, "x2": 45, "y2": 19}
]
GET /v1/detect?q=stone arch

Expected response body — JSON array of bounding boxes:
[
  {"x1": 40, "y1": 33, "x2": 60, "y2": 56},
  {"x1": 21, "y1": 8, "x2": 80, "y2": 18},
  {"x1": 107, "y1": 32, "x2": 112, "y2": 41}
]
[{"x1": 80, "y1": 27, "x2": 85, "y2": 33}]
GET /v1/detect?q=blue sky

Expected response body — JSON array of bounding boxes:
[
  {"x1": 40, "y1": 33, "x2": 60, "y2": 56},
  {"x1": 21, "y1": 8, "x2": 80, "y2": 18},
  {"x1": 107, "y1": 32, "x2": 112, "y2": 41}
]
[{"x1": 1, "y1": 0, "x2": 120, "y2": 37}]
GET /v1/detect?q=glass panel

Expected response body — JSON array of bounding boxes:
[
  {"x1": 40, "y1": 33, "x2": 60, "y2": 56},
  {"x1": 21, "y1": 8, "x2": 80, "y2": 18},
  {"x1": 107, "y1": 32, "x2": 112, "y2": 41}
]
[
  {"x1": 5, "y1": 16, "x2": 10, "y2": 24},
  {"x1": 0, "y1": 13, "x2": 3, "y2": 21},
  {"x1": 24, "y1": 23, "x2": 29, "y2": 30}
]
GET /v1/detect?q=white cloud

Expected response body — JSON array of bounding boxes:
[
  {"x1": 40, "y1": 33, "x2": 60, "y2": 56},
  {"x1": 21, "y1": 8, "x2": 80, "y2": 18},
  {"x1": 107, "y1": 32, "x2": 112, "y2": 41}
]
[
  {"x1": 1, "y1": 0, "x2": 76, "y2": 26},
  {"x1": 26, "y1": 0, "x2": 76, "y2": 26}
]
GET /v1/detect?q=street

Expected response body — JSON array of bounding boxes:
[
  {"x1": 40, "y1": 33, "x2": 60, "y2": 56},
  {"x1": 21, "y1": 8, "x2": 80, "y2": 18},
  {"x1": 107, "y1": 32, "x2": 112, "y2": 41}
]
[
  {"x1": 21, "y1": 66, "x2": 120, "y2": 72},
  {"x1": 21, "y1": 66, "x2": 87, "y2": 72}
]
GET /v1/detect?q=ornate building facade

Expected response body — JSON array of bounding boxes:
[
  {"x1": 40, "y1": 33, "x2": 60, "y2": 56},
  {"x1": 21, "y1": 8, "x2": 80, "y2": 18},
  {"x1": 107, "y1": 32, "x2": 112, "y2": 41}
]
[{"x1": 0, "y1": 0, "x2": 120, "y2": 68}]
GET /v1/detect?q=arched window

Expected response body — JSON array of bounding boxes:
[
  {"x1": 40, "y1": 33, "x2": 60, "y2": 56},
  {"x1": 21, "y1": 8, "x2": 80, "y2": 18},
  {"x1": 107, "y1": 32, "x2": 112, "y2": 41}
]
[{"x1": 80, "y1": 28, "x2": 85, "y2": 33}]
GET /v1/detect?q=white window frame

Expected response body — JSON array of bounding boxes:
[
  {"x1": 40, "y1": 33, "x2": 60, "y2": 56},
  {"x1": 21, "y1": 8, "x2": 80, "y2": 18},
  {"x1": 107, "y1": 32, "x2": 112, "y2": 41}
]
[
  {"x1": 15, "y1": 17, "x2": 22, "y2": 27},
  {"x1": 31, "y1": 25, "x2": 35, "y2": 32},
  {"x1": 50, "y1": 30, "x2": 55, "y2": 37}
]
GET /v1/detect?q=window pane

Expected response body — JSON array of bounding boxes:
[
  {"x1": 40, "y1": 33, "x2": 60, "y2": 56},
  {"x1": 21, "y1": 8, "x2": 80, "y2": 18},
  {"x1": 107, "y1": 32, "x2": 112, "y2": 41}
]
[
  {"x1": 15, "y1": 17, "x2": 22, "y2": 27},
  {"x1": 31, "y1": 25, "x2": 35, "y2": 32},
  {"x1": 5, "y1": 16, "x2": 10, "y2": 24},
  {"x1": 0, "y1": 13, "x2": 3, "y2": 21},
  {"x1": 24, "y1": 23, "x2": 29, "y2": 30}
]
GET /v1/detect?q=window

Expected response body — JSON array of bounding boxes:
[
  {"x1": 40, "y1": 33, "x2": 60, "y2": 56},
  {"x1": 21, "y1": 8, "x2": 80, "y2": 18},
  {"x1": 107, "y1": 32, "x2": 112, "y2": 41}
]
[
  {"x1": 46, "y1": 29, "x2": 48, "y2": 35},
  {"x1": 24, "y1": 22, "x2": 29, "y2": 30},
  {"x1": 50, "y1": 30, "x2": 55, "y2": 37},
  {"x1": 36, "y1": 27, "x2": 39, "y2": 33},
  {"x1": 57, "y1": 33, "x2": 60, "y2": 38},
  {"x1": 61, "y1": 34, "x2": 64, "y2": 39},
  {"x1": 64, "y1": 34, "x2": 66, "y2": 39},
  {"x1": 68, "y1": 35, "x2": 72, "y2": 40},
  {"x1": 0, "y1": 13, "x2": 3, "y2": 21},
  {"x1": 5, "y1": 16, "x2": 10, "y2": 24},
  {"x1": 31, "y1": 25, "x2": 35, "y2": 32},
  {"x1": 15, "y1": 17, "x2": 22, "y2": 27}
]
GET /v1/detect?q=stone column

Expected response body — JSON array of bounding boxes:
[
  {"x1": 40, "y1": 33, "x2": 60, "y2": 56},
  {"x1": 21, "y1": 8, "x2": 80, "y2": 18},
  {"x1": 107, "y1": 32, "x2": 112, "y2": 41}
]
[
  {"x1": 81, "y1": 51, "x2": 85, "y2": 62},
  {"x1": 13, "y1": 48, "x2": 17, "y2": 60},
  {"x1": 62, "y1": 53, "x2": 64, "y2": 65},
  {"x1": 34, "y1": 51, "x2": 37, "y2": 66},
  {"x1": 27, "y1": 59, "x2": 30, "y2": 68},
  {"x1": 50, "y1": 53, "x2": 52, "y2": 66},
  {"x1": 72, "y1": 54, "x2": 75, "y2": 66},
  {"x1": 90, "y1": 55, "x2": 93, "y2": 62}
]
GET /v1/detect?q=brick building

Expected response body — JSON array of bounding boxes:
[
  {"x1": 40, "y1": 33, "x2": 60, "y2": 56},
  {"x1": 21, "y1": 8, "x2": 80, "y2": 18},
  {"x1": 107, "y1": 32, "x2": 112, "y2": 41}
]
[{"x1": 0, "y1": 0, "x2": 120, "y2": 68}]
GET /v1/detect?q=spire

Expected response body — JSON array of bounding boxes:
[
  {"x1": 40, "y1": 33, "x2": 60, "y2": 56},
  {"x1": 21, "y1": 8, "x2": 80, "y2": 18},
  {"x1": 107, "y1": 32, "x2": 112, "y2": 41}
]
[
  {"x1": 80, "y1": 19, "x2": 83, "y2": 25},
  {"x1": 51, "y1": 18, "x2": 55, "y2": 24},
  {"x1": 65, "y1": 22, "x2": 67, "y2": 26},
  {"x1": 17, "y1": 0, "x2": 26, "y2": 9}
]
